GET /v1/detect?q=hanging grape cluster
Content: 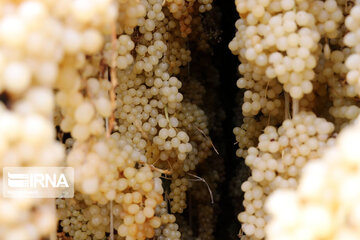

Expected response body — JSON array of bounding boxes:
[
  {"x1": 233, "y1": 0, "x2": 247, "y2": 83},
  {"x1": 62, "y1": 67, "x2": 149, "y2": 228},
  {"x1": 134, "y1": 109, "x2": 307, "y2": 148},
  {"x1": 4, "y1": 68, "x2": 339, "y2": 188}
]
[
  {"x1": 0, "y1": 0, "x2": 224, "y2": 239},
  {"x1": 230, "y1": 0, "x2": 360, "y2": 239}
]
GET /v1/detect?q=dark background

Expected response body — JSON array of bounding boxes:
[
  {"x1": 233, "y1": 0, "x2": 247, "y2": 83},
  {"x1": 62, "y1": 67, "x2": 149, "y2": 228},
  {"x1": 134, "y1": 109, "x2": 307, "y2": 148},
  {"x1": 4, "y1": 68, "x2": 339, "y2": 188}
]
[{"x1": 212, "y1": 1, "x2": 245, "y2": 238}]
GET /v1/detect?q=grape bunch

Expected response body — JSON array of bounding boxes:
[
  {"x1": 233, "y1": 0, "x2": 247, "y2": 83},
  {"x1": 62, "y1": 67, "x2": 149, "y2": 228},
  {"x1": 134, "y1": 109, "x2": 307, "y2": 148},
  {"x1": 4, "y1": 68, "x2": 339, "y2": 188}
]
[
  {"x1": 231, "y1": 0, "x2": 360, "y2": 239},
  {"x1": 0, "y1": 0, "x2": 221, "y2": 239}
]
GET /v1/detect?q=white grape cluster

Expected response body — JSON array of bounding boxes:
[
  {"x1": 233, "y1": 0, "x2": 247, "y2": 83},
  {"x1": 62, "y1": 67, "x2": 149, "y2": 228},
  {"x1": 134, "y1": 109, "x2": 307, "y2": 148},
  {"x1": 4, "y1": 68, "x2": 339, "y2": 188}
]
[
  {"x1": 238, "y1": 112, "x2": 334, "y2": 239},
  {"x1": 229, "y1": 0, "x2": 360, "y2": 239},
  {"x1": 177, "y1": 102, "x2": 212, "y2": 170},
  {"x1": 228, "y1": 1, "x2": 357, "y2": 238},
  {"x1": 262, "y1": 1, "x2": 360, "y2": 239},
  {"x1": 234, "y1": 116, "x2": 270, "y2": 159},
  {"x1": 154, "y1": 201, "x2": 181, "y2": 240},
  {"x1": 117, "y1": 0, "x2": 147, "y2": 33},
  {"x1": 266, "y1": 116, "x2": 360, "y2": 240},
  {"x1": 315, "y1": 43, "x2": 360, "y2": 128},
  {"x1": 57, "y1": 77, "x2": 111, "y2": 142},
  {"x1": 107, "y1": 0, "x2": 213, "y2": 218},
  {"x1": 345, "y1": 4, "x2": 360, "y2": 95},
  {"x1": 169, "y1": 176, "x2": 188, "y2": 213},
  {"x1": 0, "y1": 0, "x2": 115, "y2": 95},
  {"x1": 238, "y1": 77, "x2": 283, "y2": 117},
  {"x1": 229, "y1": 0, "x2": 343, "y2": 99},
  {"x1": 57, "y1": 195, "x2": 113, "y2": 240},
  {"x1": 164, "y1": 102, "x2": 212, "y2": 213},
  {"x1": 163, "y1": 0, "x2": 213, "y2": 37},
  {"x1": 68, "y1": 135, "x2": 160, "y2": 199},
  {"x1": 0, "y1": 102, "x2": 63, "y2": 167},
  {"x1": 0, "y1": 197, "x2": 57, "y2": 240},
  {"x1": 0, "y1": 0, "x2": 123, "y2": 238},
  {"x1": 0, "y1": 0, "x2": 216, "y2": 238},
  {"x1": 64, "y1": 132, "x2": 166, "y2": 240},
  {"x1": 104, "y1": 35, "x2": 135, "y2": 70},
  {"x1": 58, "y1": 192, "x2": 163, "y2": 240}
]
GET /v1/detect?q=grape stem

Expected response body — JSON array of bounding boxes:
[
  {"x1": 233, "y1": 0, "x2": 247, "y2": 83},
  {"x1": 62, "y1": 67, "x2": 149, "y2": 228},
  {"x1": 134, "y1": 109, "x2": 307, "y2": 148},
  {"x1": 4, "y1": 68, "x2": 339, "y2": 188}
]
[
  {"x1": 292, "y1": 98, "x2": 299, "y2": 116},
  {"x1": 134, "y1": 119, "x2": 149, "y2": 140},
  {"x1": 110, "y1": 200, "x2": 114, "y2": 240},
  {"x1": 50, "y1": 199, "x2": 56, "y2": 240},
  {"x1": 149, "y1": 165, "x2": 172, "y2": 175},
  {"x1": 194, "y1": 125, "x2": 219, "y2": 155},
  {"x1": 187, "y1": 173, "x2": 214, "y2": 204},
  {"x1": 105, "y1": 117, "x2": 114, "y2": 240},
  {"x1": 107, "y1": 21, "x2": 118, "y2": 138},
  {"x1": 164, "y1": 105, "x2": 172, "y2": 128},
  {"x1": 139, "y1": 158, "x2": 173, "y2": 175},
  {"x1": 285, "y1": 92, "x2": 290, "y2": 119}
]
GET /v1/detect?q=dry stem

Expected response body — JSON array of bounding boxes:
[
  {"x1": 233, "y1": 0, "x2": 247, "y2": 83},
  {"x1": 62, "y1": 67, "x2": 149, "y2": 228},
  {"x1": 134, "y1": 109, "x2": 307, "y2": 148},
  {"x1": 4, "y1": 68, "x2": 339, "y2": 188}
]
[
  {"x1": 110, "y1": 200, "x2": 114, "y2": 240},
  {"x1": 292, "y1": 99, "x2": 299, "y2": 116},
  {"x1": 149, "y1": 165, "x2": 172, "y2": 175},
  {"x1": 107, "y1": 22, "x2": 118, "y2": 137},
  {"x1": 186, "y1": 173, "x2": 214, "y2": 204},
  {"x1": 285, "y1": 92, "x2": 290, "y2": 119},
  {"x1": 194, "y1": 125, "x2": 219, "y2": 155},
  {"x1": 134, "y1": 119, "x2": 149, "y2": 140}
]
